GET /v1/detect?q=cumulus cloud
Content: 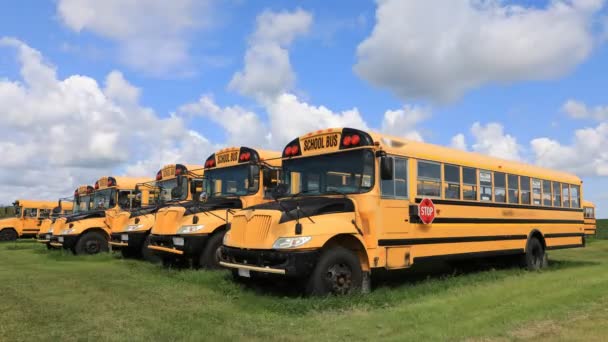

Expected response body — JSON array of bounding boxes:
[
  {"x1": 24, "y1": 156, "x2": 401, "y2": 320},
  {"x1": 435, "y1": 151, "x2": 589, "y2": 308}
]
[
  {"x1": 562, "y1": 99, "x2": 608, "y2": 120},
  {"x1": 450, "y1": 122, "x2": 522, "y2": 160},
  {"x1": 57, "y1": 0, "x2": 212, "y2": 75},
  {"x1": 0, "y1": 38, "x2": 214, "y2": 203},
  {"x1": 381, "y1": 105, "x2": 429, "y2": 141},
  {"x1": 355, "y1": 0, "x2": 604, "y2": 101},
  {"x1": 229, "y1": 9, "x2": 312, "y2": 101}
]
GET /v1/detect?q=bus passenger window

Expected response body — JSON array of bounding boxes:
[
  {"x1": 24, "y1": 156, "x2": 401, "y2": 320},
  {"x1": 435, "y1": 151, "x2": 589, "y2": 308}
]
[
  {"x1": 553, "y1": 182, "x2": 561, "y2": 207},
  {"x1": 417, "y1": 161, "x2": 440, "y2": 197},
  {"x1": 494, "y1": 172, "x2": 506, "y2": 203},
  {"x1": 507, "y1": 174, "x2": 519, "y2": 204},
  {"x1": 381, "y1": 157, "x2": 408, "y2": 198},
  {"x1": 462, "y1": 167, "x2": 477, "y2": 200},
  {"x1": 444, "y1": 164, "x2": 460, "y2": 199},
  {"x1": 520, "y1": 176, "x2": 531, "y2": 204},
  {"x1": 562, "y1": 184, "x2": 570, "y2": 208},
  {"x1": 479, "y1": 170, "x2": 492, "y2": 201},
  {"x1": 570, "y1": 185, "x2": 580, "y2": 208},
  {"x1": 542, "y1": 180, "x2": 552, "y2": 206},
  {"x1": 25, "y1": 208, "x2": 38, "y2": 217},
  {"x1": 532, "y1": 179, "x2": 541, "y2": 205},
  {"x1": 39, "y1": 209, "x2": 51, "y2": 219},
  {"x1": 118, "y1": 191, "x2": 131, "y2": 209}
]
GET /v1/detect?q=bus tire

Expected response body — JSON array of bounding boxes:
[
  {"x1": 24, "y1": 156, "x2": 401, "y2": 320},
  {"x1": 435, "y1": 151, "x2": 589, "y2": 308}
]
[
  {"x1": 199, "y1": 232, "x2": 224, "y2": 269},
  {"x1": 0, "y1": 228, "x2": 18, "y2": 241},
  {"x1": 74, "y1": 231, "x2": 109, "y2": 255},
  {"x1": 306, "y1": 247, "x2": 363, "y2": 296},
  {"x1": 523, "y1": 237, "x2": 547, "y2": 271},
  {"x1": 141, "y1": 235, "x2": 161, "y2": 264}
]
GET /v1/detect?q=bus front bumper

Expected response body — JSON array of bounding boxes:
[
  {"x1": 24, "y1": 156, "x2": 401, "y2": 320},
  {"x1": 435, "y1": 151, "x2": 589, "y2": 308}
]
[
  {"x1": 148, "y1": 234, "x2": 209, "y2": 257},
  {"x1": 109, "y1": 231, "x2": 148, "y2": 250},
  {"x1": 219, "y1": 246, "x2": 318, "y2": 277},
  {"x1": 51, "y1": 235, "x2": 78, "y2": 249}
]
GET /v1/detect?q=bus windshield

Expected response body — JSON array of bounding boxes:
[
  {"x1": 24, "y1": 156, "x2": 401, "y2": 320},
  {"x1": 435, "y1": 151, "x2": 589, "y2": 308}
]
[
  {"x1": 74, "y1": 195, "x2": 93, "y2": 214},
  {"x1": 157, "y1": 177, "x2": 188, "y2": 202},
  {"x1": 204, "y1": 164, "x2": 260, "y2": 197},
  {"x1": 93, "y1": 189, "x2": 117, "y2": 210},
  {"x1": 13, "y1": 205, "x2": 21, "y2": 217},
  {"x1": 282, "y1": 149, "x2": 375, "y2": 196}
]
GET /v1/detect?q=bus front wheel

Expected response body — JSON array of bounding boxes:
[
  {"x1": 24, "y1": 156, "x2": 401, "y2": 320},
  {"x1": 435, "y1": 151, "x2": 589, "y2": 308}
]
[
  {"x1": 198, "y1": 232, "x2": 224, "y2": 269},
  {"x1": 141, "y1": 235, "x2": 160, "y2": 264},
  {"x1": 523, "y1": 237, "x2": 547, "y2": 271},
  {"x1": 74, "y1": 231, "x2": 109, "y2": 255},
  {"x1": 0, "y1": 228, "x2": 18, "y2": 242},
  {"x1": 306, "y1": 247, "x2": 363, "y2": 296}
]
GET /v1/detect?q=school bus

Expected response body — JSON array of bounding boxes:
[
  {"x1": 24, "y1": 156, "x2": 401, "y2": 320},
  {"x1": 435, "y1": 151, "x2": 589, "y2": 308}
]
[
  {"x1": 148, "y1": 147, "x2": 281, "y2": 268},
  {"x1": 50, "y1": 176, "x2": 151, "y2": 254},
  {"x1": 109, "y1": 164, "x2": 204, "y2": 262},
  {"x1": 36, "y1": 197, "x2": 74, "y2": 247},
  {"x1": 583, "y1": 201, "x2": 596, "y2": 236},
  {"x1": 0, "y1": 200, "x2": 58, "y2": 241},
  {"x1": 219, "y1": 128, "x2": 586, "y2": 295}
]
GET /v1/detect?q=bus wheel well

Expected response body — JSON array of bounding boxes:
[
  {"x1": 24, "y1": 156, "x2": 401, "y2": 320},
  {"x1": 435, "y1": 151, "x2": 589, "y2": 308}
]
[
  {"x1": 528, "y1": 229, "x2": 546, "y2": 250},
  {"x1": 322, "y1": 234, "x2": 370, "y2": 271},
  {"x1": 81, "y1": 228, "x2": 109, "y2": 240}
]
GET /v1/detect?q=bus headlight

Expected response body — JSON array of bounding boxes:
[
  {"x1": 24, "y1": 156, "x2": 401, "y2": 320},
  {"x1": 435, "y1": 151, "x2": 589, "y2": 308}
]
[
  {"x1": 61, "y1": 228, "x2": 76, "y2": 235},
  {"x1": 272, "y1": 236, "x2": 312, "y2": 249},
  {"x1": 126, "y1": 224, "x2": 143, "y2": 231},
  {"x1": 223, "y1": 231, "x2": 231, "y2": 245},
  {"x1": 177, "y1": 225, "x2": 205, "y2": 234}
]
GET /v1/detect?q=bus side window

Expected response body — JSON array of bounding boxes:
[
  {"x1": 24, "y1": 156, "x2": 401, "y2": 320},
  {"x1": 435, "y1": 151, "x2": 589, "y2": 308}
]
[
  {"x1": 532, "y1": 179, "x2": 541, "y2": 205},
  {"x1": 462, "y1": 167, "x2": 477, "y2": 200},
  {"x1": 479, "y1": 170, "x2": 492, "y2": 201},
  {"x1": 417, "y1": 160, "x2": 440, "y2": 197},
  {"x1": 25, "y1": 208, "x2": 38, "y2": 217},
  {"x1": 381, "y1": 157, "x2": 408, "y2": 198},
  {"x1": 562, "y1": 184, "x2": 570, "y2": 208},
  {"x1": 570, "y1": 185, "x2": 580, "y2": 208},
  {"x1": 552, "y1": 182, "x2": 561, "y2": 207},
  {"x1": 542, "y1": 180, "x2": 552, "y2": 206},
  {"x1": 443, "y1": 164, "x2": 460, "y2": 200},
  {"x1": 117, "y1": 191, "x2": 131, "y2": 209},
  {"x1": 520, "y1": 176, "x2": 531, "y2": 205},
  {"x1": 507, "y1": 174, "x2": 519, "y2": 204},
  {"x1": 494, "y1": 172, "x2": 506, "y2": 203}
]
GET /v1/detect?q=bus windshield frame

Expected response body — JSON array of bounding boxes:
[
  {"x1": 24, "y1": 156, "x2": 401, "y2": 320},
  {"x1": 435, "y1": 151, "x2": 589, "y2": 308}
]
[
  {"x1": 204, "y1": 164, "x2": 260, "y2": 198},
  {"x1": 281, "y1": 148, "x2": 375, "y2": 197},
  {"x1": 74, "y1": 195, "x2": 93, "y2": 214},
  {"x1": 93, "y1": 188, "x2": 117, "y2": 210}
]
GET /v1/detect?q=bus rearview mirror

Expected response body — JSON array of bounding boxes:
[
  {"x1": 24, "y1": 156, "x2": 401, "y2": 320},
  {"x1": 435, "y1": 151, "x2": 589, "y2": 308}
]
[
  {"x1": 380, "y1": 156, "x2": 394, "y2": 180},
  {"x1": 248, "y1": 165, "x2": 257, "y2": 189}
]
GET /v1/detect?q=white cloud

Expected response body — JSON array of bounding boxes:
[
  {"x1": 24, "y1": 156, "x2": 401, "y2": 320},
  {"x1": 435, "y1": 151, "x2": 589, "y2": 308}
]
[
  {"x1": 355, "y1": 0, "x2": 604, "y2": 102},
  {"x1": 57, "y1": 0, "x2": 212, "y2": 75},
  {"x1": 381, "y1": 105, "x2": 429, "y2": 141},
  {"x1": 450, "y1": 133, "x2": 467, "y2": 151},
  {"x1": 562, "y1": 99, "x2": 608, "y2": 120},
  {"x1": 229, "y1": 9, "x2": 312, "y2": 101},
  {"x1": 0, "y1": 38, "x2": 214, "y2": 203}
]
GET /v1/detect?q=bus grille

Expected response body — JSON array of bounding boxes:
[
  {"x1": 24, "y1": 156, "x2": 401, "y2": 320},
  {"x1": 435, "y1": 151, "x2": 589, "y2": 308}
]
[{"x1": 231, "y1": 215, "x2": 272, "y2": 246}]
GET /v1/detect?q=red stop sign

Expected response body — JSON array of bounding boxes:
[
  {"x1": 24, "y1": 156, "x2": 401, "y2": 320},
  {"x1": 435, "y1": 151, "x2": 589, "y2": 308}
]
[{"x1": 418, "y1": 198, "x2": 436, "y2": 224}]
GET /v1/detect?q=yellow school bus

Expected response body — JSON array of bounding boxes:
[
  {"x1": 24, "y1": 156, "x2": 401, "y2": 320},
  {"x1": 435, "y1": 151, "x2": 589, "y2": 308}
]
[
  {"x1": 148, "y1": 147, "x2": 281, "y2": 268},
  {"x1": 0, "y1": 200, "x2": 58, "y2": 241},
  {"x1": 219, "y1": 127, "x2": 586, "y2": 295},
  {"x1": 48, "y1": 186, "x2": 95, "y2": 248},
  {"x1": 583, "y1": 201, "x2": 596, "y2": 236},
  {"x1": 51, "y1": 176, "x2": 151, "y2": 254},
  {"x1": 109, "y1": 164, "x2": 204, "y2": 262},
  {"x1": 36, "y1": 197, "x2": 74, "y2": 248}
]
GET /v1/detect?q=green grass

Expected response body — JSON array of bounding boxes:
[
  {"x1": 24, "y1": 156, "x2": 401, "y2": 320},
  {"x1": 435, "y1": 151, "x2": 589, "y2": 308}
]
[
  {"x1": 595, "y1": 219, "x2": 608, "y2": 239},
  {"x1": 1, "y1": 240, "x2": 608, "y2": 341}
]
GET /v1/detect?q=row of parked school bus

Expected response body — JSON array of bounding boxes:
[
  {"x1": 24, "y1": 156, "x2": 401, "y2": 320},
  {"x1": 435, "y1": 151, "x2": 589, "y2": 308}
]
[{"x1": 0, "y1": 128, "x2": 598, "y2": 295}]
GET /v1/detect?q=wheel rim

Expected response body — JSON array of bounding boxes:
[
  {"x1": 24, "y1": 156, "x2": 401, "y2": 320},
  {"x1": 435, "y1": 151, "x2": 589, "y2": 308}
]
[
  {"x1": 325, "y1": 263, "x2": 353, "y2": 295},
  {"x1": 85, "y1": 240, "x2": 100, "y2": 254}
]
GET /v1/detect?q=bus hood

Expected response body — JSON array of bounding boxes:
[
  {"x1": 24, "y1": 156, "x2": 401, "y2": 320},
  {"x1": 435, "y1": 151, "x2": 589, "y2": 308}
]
[
  {"x1": 121, "y1": 213, "x2": 156, "y2": 233},
  {"x1": 0, "y1": 217, "x2": 19, "y2": 229},
  {"x1": 106, "y1": 211, "x2": 130, "y2": 233},
  {"x1": 38, "y1": 219, "x2": 52, "y2": 236},
  {"x1": 152, "y1": 198, "x2": 242, "y2": 236},
  {"x1": 65, "y1": 210, "x2": 105, "y2": 224}
]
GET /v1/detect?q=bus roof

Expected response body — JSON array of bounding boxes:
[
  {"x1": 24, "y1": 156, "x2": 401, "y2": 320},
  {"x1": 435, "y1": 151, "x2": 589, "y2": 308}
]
[
  {"x1": 158, "y1": 164, "x2": 205, "y2": 179},
  {"x1": 96, "y1": 176, "x2": 153, "y2": 190},
  {"x1": 13, "y1": 200, "x2": 58, "y2": 210},
  {"x1": 204, "y1": 147, "x2": 281, "y2": 169},
  {"x1": 582, "y1": 200, "x2": 595, "y2": 208},
  {"x1": 369, "y1": 132, "x2": 582, "y2": 184}
]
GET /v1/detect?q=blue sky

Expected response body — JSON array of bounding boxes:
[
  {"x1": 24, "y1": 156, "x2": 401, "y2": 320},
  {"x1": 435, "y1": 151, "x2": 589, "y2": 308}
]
[{"x1": 0, "y1": 0, "x2": 607, "y2": 216}]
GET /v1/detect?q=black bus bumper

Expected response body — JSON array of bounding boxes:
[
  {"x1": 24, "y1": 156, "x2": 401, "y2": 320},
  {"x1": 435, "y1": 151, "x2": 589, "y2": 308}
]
[
  {"x1": 148, "y1": 234, "x2": 209, "y2": 257},
  {"x1": 218, "y1": 246, "x2": 318, "y2": 277}
]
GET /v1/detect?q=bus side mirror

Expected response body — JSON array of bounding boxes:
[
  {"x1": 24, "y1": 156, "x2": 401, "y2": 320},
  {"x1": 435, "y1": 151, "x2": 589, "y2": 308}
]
[
  {"x1": 190, "y1": 179, "x2": 203, "y2": 196},
  {"x1": 248, "y1": 165, "x2": 257, "y2": 189},
  {"x1": 380, "y1": 156, "x2": 394, "y2": 180}
]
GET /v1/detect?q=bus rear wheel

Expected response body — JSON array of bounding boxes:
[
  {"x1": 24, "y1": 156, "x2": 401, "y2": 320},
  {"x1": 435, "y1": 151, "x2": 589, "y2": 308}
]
[
  {"x1": 0, "y1": 228, "x2": 18, "y2": 242},
  {"x1": 141, "y1": 235, "x2": 161, "y2": 264},
  {"x1": 306, "y1": 247, "x2": 362, "y2": 296},
  {"x1": 74, "y1": 231, "x2": 109, "y2": 255},
  {"x1": 523, "y1": 237, "x2": 547, "y2": 271}
]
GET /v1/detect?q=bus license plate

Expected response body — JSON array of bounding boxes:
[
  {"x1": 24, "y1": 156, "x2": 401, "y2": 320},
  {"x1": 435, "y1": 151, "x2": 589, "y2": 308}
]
[
  {"x1": 121, "y1": 234, "x2": 128, "y2": 241},
  {"x1": 238, "y1": 268, "x2": 251, "y2": 278}
]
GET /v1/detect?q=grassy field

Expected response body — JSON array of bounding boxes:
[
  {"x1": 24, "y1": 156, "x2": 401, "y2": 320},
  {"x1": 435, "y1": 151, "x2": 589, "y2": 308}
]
[{"x1": 0, "y1": 223, "x2": 607, "y2": 341}]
